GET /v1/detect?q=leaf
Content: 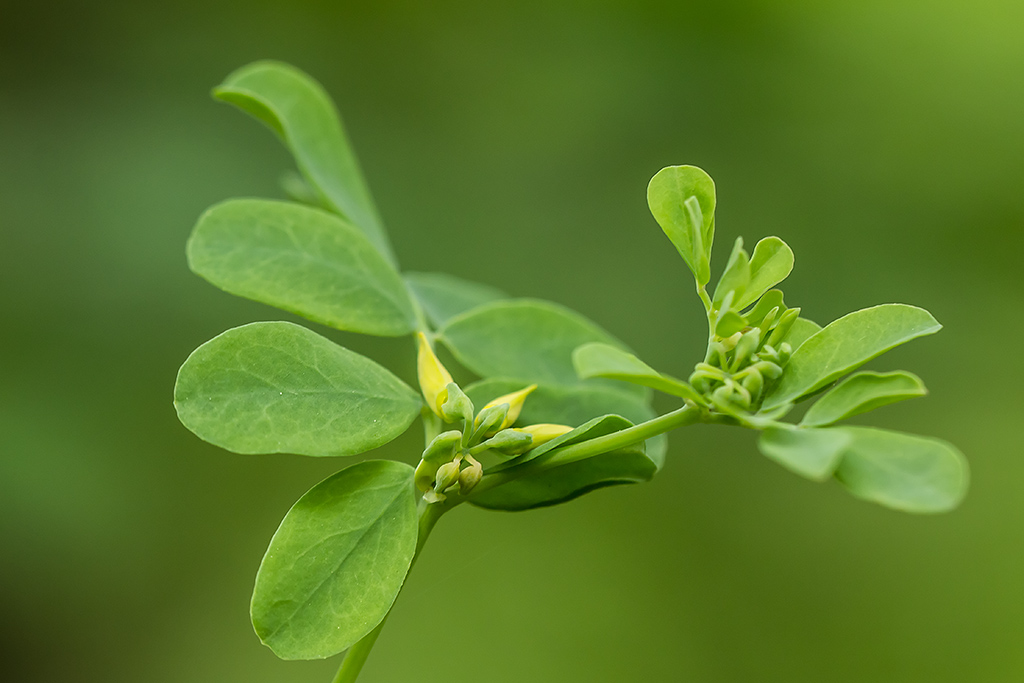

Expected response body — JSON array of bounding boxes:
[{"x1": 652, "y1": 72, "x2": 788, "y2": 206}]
[
  {"x1": 758, "y1": 426, "x2": 851, "y2": 481},
  {"x1": 188, "y1": 199, "x2": 416, "y2": 336},
  {"x1": 712, "y1": 238, "x2": 750, "y2": 308},
  {"x1": 715, "y1": 310, "x2": 747, "y2": 338},
  {"x1": 779, "y1": 317, "x2": 821, "y2": 350},
  {"x1": 439, "y1": 299, "x2": 645, "y2": 398},
  {"x1": 174, "y1": 322, "x2": 422, "y2": 456},
  {"x1": 251, "y1": 460, "x2": 417, "y2": 659},
  {"x1": 762, "y1": 304, "x2": 941, "y2": 410},
  {"x1": 214, "y1": 61, "x2": 395, "y2": 264},
  {"x1": 404, "y1": 271, "x2": 506, "y2": 328},
  {"x1": 573, "y1": 342, "x2": 702, "y2": 402},
  {"x1": 734, "y1": 237, "x2": 794, "y2": 310},
  {"x1": 647, "y1": 165, "x2": 716, "y2": 286},
  {"x1": 801, "y1": 371, "x2": 927, "y2": 427},
  {"x1": 834, "y1": 427, "x2": 969, "y2": 513},
  {"x1": 464, "y1": 379, "x2": 666, "y2": 510},
  {"x1": 743, "y1": 289, "x2": 786, "y2": 327},
  {"x1": 471, "y1": 415, "x2": 659, "y2": 511}
]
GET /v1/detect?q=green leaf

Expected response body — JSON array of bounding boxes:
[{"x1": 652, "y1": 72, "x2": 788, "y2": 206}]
[
  {"x1": 743, "y1": 289, "x2": 786, "y2": 327},
  {"x1": 572, "y1": 342, "x2": 702, "y2": 402},
  {"x1": 715, "y1": 310, "x2": 747, "y2": 338},
  {"x1": 214, "y1": 61, "x2": 394, "y2": 264},
  {"x1": 439, "y1": 299, "x2": 646, "y2": 398},
  {"x1": 801, "y1": 371, "x2": 927, "y2": 427},
  {"x1": 734, "y1": 237, "x2": 794, "y2": 310},
  {"x1": 464, "y1": 379, "x2": 666, "y2": 510},
  {"x1": 779, "y1": 316, "x2": 821, "y2": 350},
  {"x1": 471, "y1": 415, "x2": 659, "y2": 511},
  {"x1": 834, "y1": 427, "x2": 969, "y2": 513},
  {"x1": 251, "y1": 460, "x2": 417, "y2": 659},
  {"x1": 188, "y1": 199, "x2": 416, "y2": 336},
  {"x1": 404, "y1": 271, "x2": 506, "y2": 328},
  {"x1": 174, "y1": 322, "x2": 422, "y2": 456},
  {"x1": 647, "y1": 165, "x2": 716, "y2": 286},
  {"x1": 712, "y1": 238, "x2": 750, "y2": 308},
  {"x1": 758, "y1": 425, "x2": 851, "y2": 481},
  {"x1": 762, "y1": 304, "x2": 941, "y2": 410}
]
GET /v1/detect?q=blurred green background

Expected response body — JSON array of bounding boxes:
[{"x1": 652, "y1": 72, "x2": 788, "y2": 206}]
[{"x1": 2, "y1": 1, "x2": 1022, "y2": 681}]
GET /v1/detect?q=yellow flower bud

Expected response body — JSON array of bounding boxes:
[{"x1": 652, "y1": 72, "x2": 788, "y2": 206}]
[
  {"x1": 518, "y1": 423, "x2": 574, "y2": 448},
  {"x1": 416, "y1": 332, "x2": 454, "y2": 416},
  {"x1": 480, "y1": 384, "x2": 537, "y2": 432},
  {"x1": 458, "y1": 456, "x2": 483, "y2": 495}
]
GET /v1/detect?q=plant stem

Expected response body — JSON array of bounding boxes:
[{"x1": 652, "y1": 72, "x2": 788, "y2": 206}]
[
  {"x1": 331, "y1": 404, "x2": 700, "y2": 682},
  {"x1": 330, "y1": 500, "x2": 445, "y2": 683},
  {"x1": 468, "y1": 404, "x2": 700, "y2": 498}
]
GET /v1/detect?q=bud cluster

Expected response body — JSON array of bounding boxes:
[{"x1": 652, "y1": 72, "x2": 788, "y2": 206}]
[
  {"x1": 690, "y1": 291, "x2": 797, "y2": 415},
  {"x1": 414, "y1": 333, "x2": 572, "y2": 502}
]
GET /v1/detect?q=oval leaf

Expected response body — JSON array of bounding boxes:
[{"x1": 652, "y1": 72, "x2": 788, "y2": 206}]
[
  {"x1": 763, "y1": 304, "x2": 941, "y2": 410},
  {"x1": 778, "y1": 316, "x2": 821, "y2": 351},
  {"x1": 440, "y1": 299, "x2": 646, "y2": 398},
  {"x1": 758, "y1": 425, "x2": 851, "y2": 481},
  {"x1": 214, "y1": 61, "x2": 395, "y2": 263},
  {"x1": 801, "y1": 371, "x2": 927, "y2": 427},
  {"x1": 251, "y1": 460, "x2": 418, "y2": 659},
  {"x1": 573, "y1": 342, "x2": 701, "y2": 402},
  {"x1": 647, "y1": 165, "x2": 716, "y2": 286},
  {"x1": 174, "y1": 322, "x2": 422, "y2": 456},
  {"x1": 833, "y1": 427, "x2": 968, "y2": 513},
  {"x1": 404, "y1": 271, "x2": 506, "y2": 328},
  {"x1": 188, "y1": 199, "x2": 416, "y2": 336},
  {"x1": 735, "y1": 237, "x2": 794, "y2": 310}
]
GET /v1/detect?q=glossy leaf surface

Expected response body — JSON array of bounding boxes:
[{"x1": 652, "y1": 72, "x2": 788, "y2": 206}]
[
  {"x1": 758, "y1": 426, "x2": 851, "y2": 481},
  {"x1": 779, "y1": 317, "x2": 821, "y2": 350},
  {"x1": 214, "y1": 61, "x2": 394, "y2": 263},
  {"x1": 735, "y1": 237, "x2": 794, "y2": 310},
  {"x1": 174, "y1": 322, "x2": 422, "y2": 456},
  {"x1": 763, "y1": 304, "x2": 941, "y2": 409},
  {"x1": 801, "y1": 371, "x2": 927, "y2": 427},
  {"x1": 440, "y1": 299, "x2": 645, "y2": 398},
  {"x1": 834, "y1": 427, "x2": 968, "y2": 513},
  {"x1": 251, "y1": 460, "x2": 417, "y2": 659},
  {"x1": 188, "y1": 199, "x2": 416, "y2": 336},
  {"x1": 572, "y1": 342, "x2": 701, "y2": 401},
  {"x1": 404, "y1": 271, "x2": 506, "y2": 328},
  {"x1": 647, "y1": 165, "x2": 716, "y2": 286}
]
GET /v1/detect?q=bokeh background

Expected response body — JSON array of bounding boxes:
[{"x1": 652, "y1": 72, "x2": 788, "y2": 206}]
[{"x1": 2, "y1": 1, "x2": 1022, "y2": 681}]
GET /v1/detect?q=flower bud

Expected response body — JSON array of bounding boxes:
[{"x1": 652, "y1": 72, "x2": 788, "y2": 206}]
[
  {"x1": 468, "y1": 403, "x2": 509, "y2": 445},
  {"x1": 480, "y1": 384, "x2": 537, "y2": 432},
  {"x1": 458, "y1": 457, "x2": 483, "y2": 495},
  {"x1": 434, "y1": 460, "x2": 462, "y2": 494},
  {"x1": 476, "y1": 428, "x2": 534, "y2": 455},
  {"x1": 740, "y1": 368, "x2": 764, "y2": 400},
  {"x1": 730, "y1": 328, "x2": 762, "y2": 371},
  {"x1": 416, "y1": 332, "x2": 454, "y2": 416},
  {"x1": 440, "y1": 382, "x2": 474, "y2": 425},
  {"x1": 518, "y1": 423, "x2": 574, "y2": 448},
  {"x1": 767, "y1": 307, "x2": 800, "y2": 348}
]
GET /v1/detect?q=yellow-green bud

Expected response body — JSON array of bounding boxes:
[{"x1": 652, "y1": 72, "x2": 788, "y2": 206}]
[
  {"x1": 468, "y1": 403, "x2": 508, "y2": 445},
  {"x1": 476, "y1": 428, "x2": 534, "y2": 455},
  {"x1": 767, "y1": 307, "x2": 800, "y2": 348},
  {"x1": 440, "y1": 382, "x2": 474, "y2": 425},
  {"x1": 416, "y1": 332, "x2": 454, "y2": 417},
  {"x1": 458, "y1": 457, "x2": 483, "y2": 495},
  {"x1": 740, "y1": 368, "x2": 764, "y2": 400},
  {"x1": 434, "y1": 460, "x2": 462, "y2": 494},
  {"x1": 480, "y1": 384, "x2": 536, "y2": 432},
  {"x1": 517, "y1": 423, "x2": 574, "y2": 448}
]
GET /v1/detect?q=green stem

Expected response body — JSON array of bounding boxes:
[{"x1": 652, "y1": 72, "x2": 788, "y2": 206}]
[
  {"x1": 468, "y1": 404, "x2": 700, "y2": 498},
  {"x1": 331, "y1": 404, "x2": 701, "y2": 682},
  {"x1": 330, "y1": 500, "x2": 445, "y2": 683}
]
